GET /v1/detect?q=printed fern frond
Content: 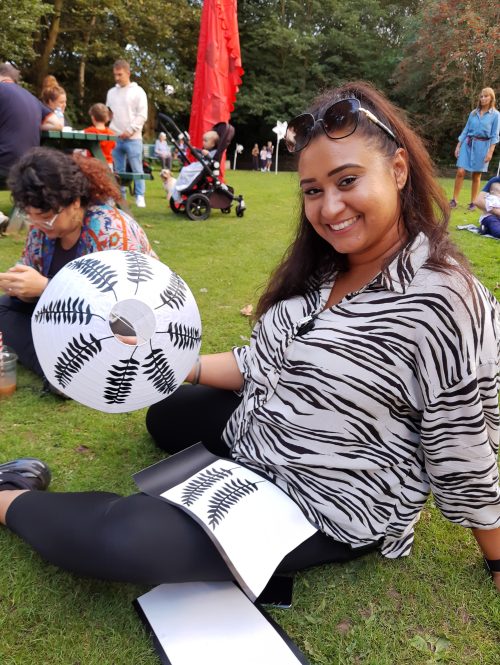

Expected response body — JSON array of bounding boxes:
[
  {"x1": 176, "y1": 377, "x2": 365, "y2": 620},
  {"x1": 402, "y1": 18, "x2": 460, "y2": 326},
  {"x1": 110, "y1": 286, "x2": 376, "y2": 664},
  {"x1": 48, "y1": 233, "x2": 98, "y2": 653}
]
[
  {"x1": 142, "y1": 346, "x2": 177, "y2": 394},
  {"x1": 53, "y1": 333, "x2": 107, "y2": 388},
  {"x1": 103, "y1": 354, "x2": 140, "y2": 404},
  {"x1": 207, "y1": 478, "x2": 263, "y2": 530},
  {"x1": 67, "y1": 258, "x2": 118, "y2": 297},
  {"x1": 34, "y1": 297, "x2": 104, "y2": 325},
  {"x1": 126, "y1": 252, "x2": 154, "y2": 295},
  {"x1": 156, "y1": 272, "x2": 187, "y2": 310},
  {"x1": 181, "y1": 467, "x2": 236, "y2": 507},
  {"x1": 157, "y1": 322, "x2": 201, "y2": 350}
]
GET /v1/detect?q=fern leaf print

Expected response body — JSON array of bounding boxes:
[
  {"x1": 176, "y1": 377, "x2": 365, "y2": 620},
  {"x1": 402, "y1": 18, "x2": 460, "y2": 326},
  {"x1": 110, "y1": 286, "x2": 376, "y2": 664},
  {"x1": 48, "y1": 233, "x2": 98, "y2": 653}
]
[
  {"x1": 207, "y1": 478, "x2": 263, "y2": 530},
  {"x1": 103, "y1": 353, "x2": 140, "y2": 404},
  {"x1": 67, "y1": 257, "x2": 118, "y2": 298},
  {"x1": 156, "y1": 272, "x2": 187, "y2": 311},
  {"x1": 53, "y1": 333, "x2": 108, "y2": 388},
  {"x1": 34, "y1": 297, "x2": 104, "y2": 325},
  {"x1": 142, "y1": 346, "x2": 177, "y2": 395},
  {"x1": 126, "y1": 252, "x2": 155, "y2": 295},
  {"x1": 181, "y1": 467, "x2": 236, "y2": 507},
  {"x1": 157, "y1": 322, "x2": 201, "y2": 350}
]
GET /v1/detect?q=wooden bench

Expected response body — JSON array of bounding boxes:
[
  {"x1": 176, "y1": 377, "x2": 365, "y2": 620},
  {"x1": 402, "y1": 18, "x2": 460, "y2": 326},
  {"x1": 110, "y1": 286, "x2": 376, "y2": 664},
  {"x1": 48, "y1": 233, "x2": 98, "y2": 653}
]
[
  {"x1": 143, "y1": 144, "x2": 163, "y2": 167},
  {"x1": 115, "y1": 171, "x2": 153, "y2": 196}
]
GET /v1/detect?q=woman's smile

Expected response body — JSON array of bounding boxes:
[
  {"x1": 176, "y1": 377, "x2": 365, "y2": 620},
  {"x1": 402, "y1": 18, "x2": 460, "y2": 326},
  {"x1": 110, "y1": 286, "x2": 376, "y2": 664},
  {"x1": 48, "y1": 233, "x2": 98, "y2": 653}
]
[{"x1": 325, "y1": 214, "x2": 361, "y2": 233}]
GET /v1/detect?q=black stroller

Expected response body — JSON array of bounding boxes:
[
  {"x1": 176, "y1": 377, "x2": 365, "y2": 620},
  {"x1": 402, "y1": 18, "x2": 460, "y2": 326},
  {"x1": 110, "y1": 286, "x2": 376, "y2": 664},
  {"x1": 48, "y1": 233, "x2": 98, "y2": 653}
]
[{"x1": 157, "y1": 113, "x2": 246, "y2": 221}]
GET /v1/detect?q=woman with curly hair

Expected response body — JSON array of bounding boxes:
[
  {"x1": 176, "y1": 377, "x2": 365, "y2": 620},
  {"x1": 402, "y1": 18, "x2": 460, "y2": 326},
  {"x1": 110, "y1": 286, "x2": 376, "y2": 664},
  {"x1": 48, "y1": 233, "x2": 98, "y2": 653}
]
[{"x1": 0, "y1": 147, "x2": 156, "y2": 378}]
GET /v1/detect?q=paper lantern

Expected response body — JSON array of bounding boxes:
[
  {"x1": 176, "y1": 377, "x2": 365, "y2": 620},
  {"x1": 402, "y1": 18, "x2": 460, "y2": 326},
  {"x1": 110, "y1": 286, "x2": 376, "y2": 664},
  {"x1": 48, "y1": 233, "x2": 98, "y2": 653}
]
[{"x1": 32, "y1": 251, "x2": 201, "y2": 413}]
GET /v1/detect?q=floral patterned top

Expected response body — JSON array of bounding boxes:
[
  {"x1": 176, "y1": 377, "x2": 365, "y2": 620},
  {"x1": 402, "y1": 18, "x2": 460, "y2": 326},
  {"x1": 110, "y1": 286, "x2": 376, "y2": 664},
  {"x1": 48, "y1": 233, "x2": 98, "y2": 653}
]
[{"x1": 21, "y1": 203, "x2": 157, "y2": 276}]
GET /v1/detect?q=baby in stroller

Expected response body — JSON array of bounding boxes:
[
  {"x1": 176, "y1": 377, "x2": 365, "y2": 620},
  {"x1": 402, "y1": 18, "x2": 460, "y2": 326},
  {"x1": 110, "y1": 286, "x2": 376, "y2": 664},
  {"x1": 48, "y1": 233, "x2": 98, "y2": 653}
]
[
  {"x1": 156, "y1": 112, "x2": 245, "y2": 220},
  {"x1": 163, "y1": 131, "x2": 219, "y2": 202}
]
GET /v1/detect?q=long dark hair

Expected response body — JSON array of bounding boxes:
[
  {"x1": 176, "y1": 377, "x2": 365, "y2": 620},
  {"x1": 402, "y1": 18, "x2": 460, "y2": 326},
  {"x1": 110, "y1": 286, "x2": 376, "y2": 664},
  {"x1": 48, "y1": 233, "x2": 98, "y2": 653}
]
[
  {"x1": 8, "y1": 147, "x2": 122, "y2": 212},
  {"x1": 256, "y1": 81, "x2": 470, "y2": 319}
]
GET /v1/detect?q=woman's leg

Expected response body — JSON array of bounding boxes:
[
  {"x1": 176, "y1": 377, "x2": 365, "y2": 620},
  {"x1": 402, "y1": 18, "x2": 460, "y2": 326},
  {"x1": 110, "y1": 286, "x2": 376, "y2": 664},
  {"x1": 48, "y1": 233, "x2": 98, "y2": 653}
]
[
  {"x1": 471, "y1": 172, "x2": 482, "y2": 204},
  {"x1": 5, "y1": 490, "x2": 232, "y2": 584},
  {"x1": 146, "y1": 384, "x2": 241, "y2": 456},
  {"x1": 3, "y1": 489, "x2": 378, "y2": 585},
  {"x1": 452, "y1": 167, "x2": 466, "y2": 200},
  {"x1": 0, "y1": 295, "x2": 43, "y2": 376}
]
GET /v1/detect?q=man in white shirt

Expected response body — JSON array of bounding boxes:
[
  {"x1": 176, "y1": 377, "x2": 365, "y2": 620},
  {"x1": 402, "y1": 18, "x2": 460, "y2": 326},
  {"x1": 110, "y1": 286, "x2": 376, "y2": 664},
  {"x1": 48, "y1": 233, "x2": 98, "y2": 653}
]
[{"x1": 106, "y1": 59, "x2": 148, "y2": 208}]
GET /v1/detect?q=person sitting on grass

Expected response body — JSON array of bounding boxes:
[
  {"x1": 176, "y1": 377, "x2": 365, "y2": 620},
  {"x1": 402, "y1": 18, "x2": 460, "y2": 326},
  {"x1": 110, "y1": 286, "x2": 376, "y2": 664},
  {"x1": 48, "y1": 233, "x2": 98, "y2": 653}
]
[
  {"x1": 474, "y1": 175, "x2": 500, "y2": 238},
  {"x1": 83, "y1": 103, "x2": 116, "y2": 170},
  {"x1": 0, "y1": 147, "x2": 156, "y2": 381},
  {"x1": 164, "y1": 130, "x2": 219, "y2": 203},
  {"x1": 0, "y1": 83, "x2": 498, "y2": 607}
]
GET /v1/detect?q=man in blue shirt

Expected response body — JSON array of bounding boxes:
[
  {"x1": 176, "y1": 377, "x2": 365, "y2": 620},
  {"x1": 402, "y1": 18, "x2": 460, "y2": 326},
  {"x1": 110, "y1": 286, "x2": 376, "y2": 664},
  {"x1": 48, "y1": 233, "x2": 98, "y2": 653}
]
[{"x1": 0, "y1": 63, "x2": 62, "y2": 181}]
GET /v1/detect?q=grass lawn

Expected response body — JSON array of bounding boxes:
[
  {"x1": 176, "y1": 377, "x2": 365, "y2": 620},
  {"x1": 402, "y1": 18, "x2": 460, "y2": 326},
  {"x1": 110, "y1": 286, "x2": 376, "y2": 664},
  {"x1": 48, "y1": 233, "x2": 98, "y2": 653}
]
[{"x1": 0, "y1": 170, "x2": 499, "y2": 665}]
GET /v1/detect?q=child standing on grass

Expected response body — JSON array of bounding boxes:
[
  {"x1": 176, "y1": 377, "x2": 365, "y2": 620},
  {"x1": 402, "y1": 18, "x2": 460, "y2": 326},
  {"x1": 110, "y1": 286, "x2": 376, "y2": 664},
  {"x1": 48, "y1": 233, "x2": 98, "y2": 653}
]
[{"x1": 83, "y1": 103, "x2": 116, "y2": 170}]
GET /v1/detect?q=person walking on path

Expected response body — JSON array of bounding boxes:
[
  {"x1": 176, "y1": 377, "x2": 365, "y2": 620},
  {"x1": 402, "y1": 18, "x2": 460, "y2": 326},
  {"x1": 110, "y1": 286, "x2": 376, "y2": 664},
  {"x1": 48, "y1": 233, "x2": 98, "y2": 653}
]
[
  {"x1": 450, "y1": 87, "x2": 499, "y2": 211},
  {"x1": 251, "y1": 143, "x2": 259, "y2": 170},
  {"x1": 106, "y1": 59, "x2": 148, "y2": 208}
]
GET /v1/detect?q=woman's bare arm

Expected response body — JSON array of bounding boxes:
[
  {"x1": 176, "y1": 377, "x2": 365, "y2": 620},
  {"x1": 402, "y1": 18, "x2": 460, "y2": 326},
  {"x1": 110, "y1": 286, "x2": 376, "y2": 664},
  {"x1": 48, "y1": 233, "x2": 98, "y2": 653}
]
[{"x1": 185, "y1": 351, "x2": 244, "y2": 391}]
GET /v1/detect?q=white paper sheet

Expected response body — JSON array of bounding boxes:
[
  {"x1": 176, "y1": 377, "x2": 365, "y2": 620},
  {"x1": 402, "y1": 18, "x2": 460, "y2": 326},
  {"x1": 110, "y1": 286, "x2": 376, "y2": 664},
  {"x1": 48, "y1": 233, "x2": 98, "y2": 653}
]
[
  {"x1": 136, "y1": 582, "x2": 305, "y2": 665},
  {"x1": 161, "y1": 460, "x2": 317, "y2": 600}
]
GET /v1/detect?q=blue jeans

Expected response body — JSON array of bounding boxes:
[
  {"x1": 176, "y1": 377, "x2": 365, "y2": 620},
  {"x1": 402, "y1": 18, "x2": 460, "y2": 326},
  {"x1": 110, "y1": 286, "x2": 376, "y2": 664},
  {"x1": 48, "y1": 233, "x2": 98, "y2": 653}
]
[{"x1": 112, "y1": 138, "x2": 145, "y2": 197}]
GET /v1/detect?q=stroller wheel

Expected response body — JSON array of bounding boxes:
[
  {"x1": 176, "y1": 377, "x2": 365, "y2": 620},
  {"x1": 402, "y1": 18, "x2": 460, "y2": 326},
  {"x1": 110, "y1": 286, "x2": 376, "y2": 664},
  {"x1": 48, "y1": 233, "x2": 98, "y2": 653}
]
[
  {"x1": 169, "y1": 197, "x2": 184, "y2": 215},
  {"x1": 221, "y1": 206, "x2": 231, "y2": 214},
  {"x1": 186, "y1": 193, "x2": 211, "y2": 221}
]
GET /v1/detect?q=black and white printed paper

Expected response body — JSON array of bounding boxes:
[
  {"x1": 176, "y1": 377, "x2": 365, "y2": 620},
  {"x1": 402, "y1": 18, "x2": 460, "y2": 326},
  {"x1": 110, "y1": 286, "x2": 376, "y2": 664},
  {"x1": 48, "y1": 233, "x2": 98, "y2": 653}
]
[
  {"x1": 134, "y1": 444, "x2": 318, "y2": 600},
  {"x1": 135, "y1": 582, "x2": 310, "y2": 665}
]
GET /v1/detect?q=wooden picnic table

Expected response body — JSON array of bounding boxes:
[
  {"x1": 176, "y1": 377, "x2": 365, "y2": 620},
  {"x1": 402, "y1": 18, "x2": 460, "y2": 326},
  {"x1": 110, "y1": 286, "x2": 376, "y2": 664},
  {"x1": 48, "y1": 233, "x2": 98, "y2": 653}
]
[
  {"x1": 41, "y1": 129, "x2": 115, "y2": 163},
  {"x1": 40, "y1": 130, "x2": 152, "y2": 191}
]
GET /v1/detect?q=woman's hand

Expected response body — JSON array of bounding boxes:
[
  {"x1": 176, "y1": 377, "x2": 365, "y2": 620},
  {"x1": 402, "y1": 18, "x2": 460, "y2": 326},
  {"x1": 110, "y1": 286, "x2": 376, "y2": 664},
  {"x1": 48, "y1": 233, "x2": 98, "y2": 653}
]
[
  {"x1": 454, "y1": 143, "x2": 461, "y2": 159},
  {"x1": 0, "y1": 265, "x2": 49, "y2": 301},
  {"x1": 484, "y1": 150, "x2": 494, "y2": 163}
]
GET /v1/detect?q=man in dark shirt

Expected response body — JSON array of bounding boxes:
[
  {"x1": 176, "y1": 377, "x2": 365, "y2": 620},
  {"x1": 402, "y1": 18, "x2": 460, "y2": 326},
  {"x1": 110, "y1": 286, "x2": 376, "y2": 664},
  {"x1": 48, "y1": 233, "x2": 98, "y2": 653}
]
[{"x1": 0, "y1": 63, "x2": 62, "y2": 180}]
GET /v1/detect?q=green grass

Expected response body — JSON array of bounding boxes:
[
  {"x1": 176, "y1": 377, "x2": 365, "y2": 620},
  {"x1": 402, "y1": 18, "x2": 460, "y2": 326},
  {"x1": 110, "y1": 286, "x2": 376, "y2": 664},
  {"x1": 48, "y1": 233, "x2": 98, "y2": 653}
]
[{"x1": 0, "y1": 171, "x2": 499, "y2": 665}]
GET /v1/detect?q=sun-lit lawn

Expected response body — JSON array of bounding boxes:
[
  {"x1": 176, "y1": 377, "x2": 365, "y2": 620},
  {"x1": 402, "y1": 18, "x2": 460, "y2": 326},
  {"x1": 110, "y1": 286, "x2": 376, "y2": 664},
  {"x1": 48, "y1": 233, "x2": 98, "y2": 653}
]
[{"x1": 0, "y1": 169, "x2": 498, "y2": 665}]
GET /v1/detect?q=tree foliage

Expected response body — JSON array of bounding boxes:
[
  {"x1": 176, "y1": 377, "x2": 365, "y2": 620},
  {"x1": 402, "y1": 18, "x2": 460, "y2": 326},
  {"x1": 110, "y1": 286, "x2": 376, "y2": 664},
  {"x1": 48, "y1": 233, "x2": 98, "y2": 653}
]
[
  {"x1": 0, "y1": 0, "x2": 49, "y2": 67},
  {"x1": 394, "y1": 0, "x2": 500, "y2": 162},
  {"x1": 0, "y1": 0, "x2": 497, "y2": 163}
]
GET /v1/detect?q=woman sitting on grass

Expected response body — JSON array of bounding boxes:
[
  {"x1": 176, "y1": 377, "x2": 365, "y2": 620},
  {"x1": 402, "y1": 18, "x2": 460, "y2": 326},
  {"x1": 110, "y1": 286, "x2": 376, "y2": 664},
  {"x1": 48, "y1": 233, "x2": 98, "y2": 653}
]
[
  {"x1": 0, "y1": 147, "x2": 156, "y2": 379},
  {"x1": 0, "y1": 82, "x2": 499, "y2": 595}
]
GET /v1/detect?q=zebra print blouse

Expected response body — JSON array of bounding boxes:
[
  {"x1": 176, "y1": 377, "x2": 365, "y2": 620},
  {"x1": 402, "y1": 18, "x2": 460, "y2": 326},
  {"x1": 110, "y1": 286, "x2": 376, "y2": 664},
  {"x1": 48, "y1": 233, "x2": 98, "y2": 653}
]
[{"x1": 224, "y1": 233, "x2": 500, "y2": 558}]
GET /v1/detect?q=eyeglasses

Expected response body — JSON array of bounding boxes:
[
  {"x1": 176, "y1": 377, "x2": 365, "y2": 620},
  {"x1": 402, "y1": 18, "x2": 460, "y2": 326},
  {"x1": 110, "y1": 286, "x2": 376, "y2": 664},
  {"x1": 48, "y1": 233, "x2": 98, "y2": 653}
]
[
  {"x1": 285, "y1": 98, "x2": 397, "y2": 153},
  {"x1": 23, "y1": 209, "x2": 62, "y2": 229}
]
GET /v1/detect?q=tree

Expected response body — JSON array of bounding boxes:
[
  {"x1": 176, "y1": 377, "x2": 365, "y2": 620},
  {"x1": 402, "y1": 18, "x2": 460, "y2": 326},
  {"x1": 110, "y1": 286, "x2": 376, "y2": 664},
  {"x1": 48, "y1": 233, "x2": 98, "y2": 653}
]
[
  {"x1": 233, "y1": 0, "x2": 416, "y2": 149},
  {"x1": 14, "y1": 0, "x2": 200, "y2": 130},
  {"x1": 394, "y1": 0, "x2": 500, "y2": 163},
  {"x1": 0, "y1": 0, "x2": 49, "y2": 70}
]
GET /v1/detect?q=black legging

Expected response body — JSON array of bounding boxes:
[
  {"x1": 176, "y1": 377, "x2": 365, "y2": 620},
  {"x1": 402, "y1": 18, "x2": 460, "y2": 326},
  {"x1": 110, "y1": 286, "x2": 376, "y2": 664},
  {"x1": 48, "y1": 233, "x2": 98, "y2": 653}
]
[
  {"x1": 6, "y1": 385, "x2": 379, "y2": 584},
  {"x1": 0, "y1": 295, "x2": 43, "y2": 376}
]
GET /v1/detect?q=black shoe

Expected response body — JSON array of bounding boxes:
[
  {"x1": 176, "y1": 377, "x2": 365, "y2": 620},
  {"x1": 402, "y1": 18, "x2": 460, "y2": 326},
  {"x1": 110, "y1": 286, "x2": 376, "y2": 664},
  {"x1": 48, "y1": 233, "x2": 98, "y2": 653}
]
[{"x1": 0, "y1": 458, "x2": 51, "y2": 491}]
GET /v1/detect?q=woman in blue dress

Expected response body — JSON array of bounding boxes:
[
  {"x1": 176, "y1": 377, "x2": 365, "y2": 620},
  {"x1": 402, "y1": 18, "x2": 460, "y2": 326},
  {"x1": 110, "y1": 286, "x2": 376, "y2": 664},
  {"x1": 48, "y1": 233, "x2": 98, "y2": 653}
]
[{"x1": 450, "y1": 87, "x2": 499, "y2": 211}]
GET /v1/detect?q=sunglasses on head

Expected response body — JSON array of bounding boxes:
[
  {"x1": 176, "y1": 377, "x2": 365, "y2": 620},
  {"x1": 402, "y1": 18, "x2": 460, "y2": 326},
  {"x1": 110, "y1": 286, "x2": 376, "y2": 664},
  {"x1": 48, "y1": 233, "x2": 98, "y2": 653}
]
[{"x1": 285, "y1": 98, "x2": 397, "y2": 153}]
